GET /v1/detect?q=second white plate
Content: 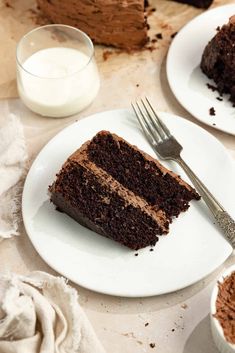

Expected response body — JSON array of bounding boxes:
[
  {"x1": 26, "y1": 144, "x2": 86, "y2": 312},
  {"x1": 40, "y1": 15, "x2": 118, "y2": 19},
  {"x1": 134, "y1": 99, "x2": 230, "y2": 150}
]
[
  {"x1": 22, "y1": 109, "x2": 234, "y2": 297},
  {"x1": 167, "y1": 4, "x2": 235, "y2": 135}
]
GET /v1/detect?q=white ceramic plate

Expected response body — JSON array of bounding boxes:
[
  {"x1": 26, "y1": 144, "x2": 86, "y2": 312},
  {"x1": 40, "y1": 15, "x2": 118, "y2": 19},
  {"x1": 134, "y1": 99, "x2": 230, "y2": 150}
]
[
  {"x1": 167, "y1": 4, "x2": 235, "y2": 135},
  {"x1": 22, "y1": 109, "x2": 234, "y2": 297}
]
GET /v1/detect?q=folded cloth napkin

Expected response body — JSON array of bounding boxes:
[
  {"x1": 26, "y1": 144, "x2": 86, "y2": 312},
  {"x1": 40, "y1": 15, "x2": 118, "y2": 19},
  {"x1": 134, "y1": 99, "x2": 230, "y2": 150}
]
[
  {"x1": 0, "y1": 271, "x2": 105, "y2": 353},
  {"x1": 0, "y1": 106, "x2": 27, "y2": 241}
]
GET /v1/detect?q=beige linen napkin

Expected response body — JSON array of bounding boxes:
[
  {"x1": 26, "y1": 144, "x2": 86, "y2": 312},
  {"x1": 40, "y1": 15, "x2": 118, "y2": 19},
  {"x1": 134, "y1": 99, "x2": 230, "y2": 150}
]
[
  {"x1": 0, "y1": 104, "x2": 27, "y2": 240},
  {"x1": 0, "y1": 271, "x2": 105, "y2": 353}
]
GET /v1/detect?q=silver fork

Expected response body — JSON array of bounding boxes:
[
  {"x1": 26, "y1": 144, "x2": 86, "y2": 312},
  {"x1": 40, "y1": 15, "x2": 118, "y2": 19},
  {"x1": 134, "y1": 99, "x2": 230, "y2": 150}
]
[{"x1": 132, "y1": 97, "x2": 235, "y2": 248}]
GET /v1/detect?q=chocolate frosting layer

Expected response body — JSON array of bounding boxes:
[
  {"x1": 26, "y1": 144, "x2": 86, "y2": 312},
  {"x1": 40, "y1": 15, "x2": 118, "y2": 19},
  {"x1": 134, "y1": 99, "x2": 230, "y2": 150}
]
[
  {"x1": 215, "y1": 271, "x2": 235, "y2": 344},
  {"x1": 36, "y1": 0, "x2": 148, "y2": 50}
]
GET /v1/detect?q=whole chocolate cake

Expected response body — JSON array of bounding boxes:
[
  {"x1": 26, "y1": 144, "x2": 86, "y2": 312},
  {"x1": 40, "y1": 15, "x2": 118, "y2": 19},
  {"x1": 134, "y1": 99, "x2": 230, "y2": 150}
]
[
  {"x1": 49, "y1": 131, "x2": 200, "y2": 250},
  {"x1": 201, "y1": 16, "x2": 235, "y2": 104},
  {"x1": 174, "y1": 0, "x2": 212, "y2": 8},
  {"x1": 36, "y1": 0, "x2": 148, "y2": 50}
]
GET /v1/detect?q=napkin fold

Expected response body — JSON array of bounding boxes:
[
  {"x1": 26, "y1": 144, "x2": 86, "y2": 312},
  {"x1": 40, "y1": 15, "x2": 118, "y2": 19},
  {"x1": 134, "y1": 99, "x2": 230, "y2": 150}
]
[
  {"x1": 0, "y1": 105, "x2": 27, "y2": 241},
  {"x1": 0, "y1": 271, "x2": 105, "y2": 353}
]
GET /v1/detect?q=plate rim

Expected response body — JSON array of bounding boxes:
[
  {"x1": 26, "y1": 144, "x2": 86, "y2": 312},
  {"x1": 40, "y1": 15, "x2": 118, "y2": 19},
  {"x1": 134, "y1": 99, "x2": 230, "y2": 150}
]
[
  {"x1": 166, "y1": 4, "x2": 235, "y2": 136},
  {"x1": 22, "y1": 108, "x2": 234, "y2": 297}
]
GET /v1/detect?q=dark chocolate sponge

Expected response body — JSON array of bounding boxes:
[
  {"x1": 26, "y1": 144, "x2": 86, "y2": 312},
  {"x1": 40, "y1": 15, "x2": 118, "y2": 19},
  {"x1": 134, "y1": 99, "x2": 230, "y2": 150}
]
[{"x1": 201, "y1": 16, "x2": 235, "y2": 103}]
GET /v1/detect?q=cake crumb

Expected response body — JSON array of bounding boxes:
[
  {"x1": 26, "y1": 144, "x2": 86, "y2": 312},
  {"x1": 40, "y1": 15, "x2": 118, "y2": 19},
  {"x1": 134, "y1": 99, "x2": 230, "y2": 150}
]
[
  {"x1": 181, "y1": 303, "x2": 188, "y2": 309},
  {"x1": 146, "y1": 45, "x2": 156, "y2": 52},
  {"x1": 151, "y1": 38, "x2": 157, "y2": 43},
  {"x1": 216, "y1": 97, "x2": 223, "y2": 101},
  {"x1": 145, "y1": 322, "x2": 149, "y2": 327},
  {"x1": 209, "y1": 107, "x2": 216, "y2": 116},
  {"x1": 206, "y1": 83, "x2": 217, "y2": 92},
  {"x1": 136, "y1": 84, "x2": 140, "y2": 87},
  {"x1": 103, "y1": 50, "x2": 113, "y2": 61},
  {"x1": 171, "y1": 32, "x2": 177, "y2": 39},
  {"x1": 4, "y1": 0, "x2": 13, "y2": 8},
  {"x1": 147, "y1": 7, "x2": 156, "y2": 15},
  {"x1": 155, "y1": 33, "x2": 163, "y2": 39},
  {"x1": 149, "y1": 343, "x2": 156, "y2": 348}
]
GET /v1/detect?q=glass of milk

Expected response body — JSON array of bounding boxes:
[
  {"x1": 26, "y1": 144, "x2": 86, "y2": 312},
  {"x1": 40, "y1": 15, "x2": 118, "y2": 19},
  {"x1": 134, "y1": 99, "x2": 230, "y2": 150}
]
[{"x1": 16, "y1": 25, "x2": 100, "y2": 117}]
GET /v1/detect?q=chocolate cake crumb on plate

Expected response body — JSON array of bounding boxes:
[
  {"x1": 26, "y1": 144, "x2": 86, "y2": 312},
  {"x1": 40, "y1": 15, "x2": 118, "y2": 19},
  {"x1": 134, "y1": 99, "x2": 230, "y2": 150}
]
[
  {"x1": 156, "y1": 33, "x2": 163, "y2": 39},
  {"x1": 209, "y1": 107, "x2": 216, "y2": 116}
]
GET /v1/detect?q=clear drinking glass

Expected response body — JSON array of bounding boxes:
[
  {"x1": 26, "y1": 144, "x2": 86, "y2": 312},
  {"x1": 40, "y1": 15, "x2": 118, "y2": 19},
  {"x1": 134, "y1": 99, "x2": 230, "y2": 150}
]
[{"x1": 16, "y1": 25, "x2": 100, "y2": 117}]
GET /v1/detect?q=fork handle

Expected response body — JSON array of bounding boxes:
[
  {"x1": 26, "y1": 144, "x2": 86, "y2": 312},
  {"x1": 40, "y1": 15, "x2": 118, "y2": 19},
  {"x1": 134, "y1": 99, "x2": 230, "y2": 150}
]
[{"x1": 176, "y1": 156, "x2": 235, "y2": 248}]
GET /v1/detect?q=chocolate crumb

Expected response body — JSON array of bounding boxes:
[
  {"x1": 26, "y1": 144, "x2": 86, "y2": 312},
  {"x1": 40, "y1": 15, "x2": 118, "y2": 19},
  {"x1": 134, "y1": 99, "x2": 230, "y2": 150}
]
[
  {"x1": 146, "y1": 23, "x2": 150, "y2": 30},
  {"x1": 150, "y1": 248, "x2": 154, "y2": 252},
  {"x1": 155, "y1": 33, "x2": 163, "y2": 39},
  {"x1": 209, "y1": 107, "x2": 216, "y2": 116},
  {"x1": 145, "y1": 322, "x2": 149, "y2": 327},
  {"x1": 206, "y1": 83, "x2": 217, "y2": 92},
  {"x1": 151, "y1": 38, "x2": 157, "y2": 43},
  {"x1": 103, "y1": 50, "x2": 113, "y2": 61},
  {"x1": 150, "y1": 343, "x2": 156, "y2": 348},
  {"x1": 213, "y1": 123, "x2": 216, "y2": 126},
  {"x1": 216, "y1": 97, "x2": 223, "y2": 101},
  {"x1": 146, "y1": 45, "x2": 156, "y2": 52},
  {"x1": 4, "y1": 0, "x2": 13, "y2": 8},
  {"x1": 135, "y1": 253, "x2": 139, "y2": 256},
  {"x1": 216, "y1": 26, "x2": 221, "y2": 31},
  {"x1": 151, "y1": 8, "x2": 156, "y2": 12},
  {"x1": 171, "y1": 32, "x2": 178, "y2": 39},
  {"x1": 136, "y1": 84, "x2": 139, "y2": 87},
  {"x1": 171, "y1": 328, "x2": 175, "y2": 332}
]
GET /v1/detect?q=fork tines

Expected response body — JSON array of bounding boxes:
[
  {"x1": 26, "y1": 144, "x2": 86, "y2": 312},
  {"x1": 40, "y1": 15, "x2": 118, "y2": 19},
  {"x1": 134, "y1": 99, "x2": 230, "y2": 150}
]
[{"x1": 132, "y1": 97, "x2": 172, "y2": 144}]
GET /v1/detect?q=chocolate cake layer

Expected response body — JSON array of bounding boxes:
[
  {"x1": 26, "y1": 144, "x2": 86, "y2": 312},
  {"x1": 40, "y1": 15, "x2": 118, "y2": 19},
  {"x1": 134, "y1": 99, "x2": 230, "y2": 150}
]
[
  {"x1": 201, "y1": 16, "x2": 235, "y2": 103},
  {"x1": 36, "y1": 0, "x2": 148, "y2": 50},
  {"x1": 87, "y1": 131, "x2": 200, "y2": 219},
  {"x1": 50, "y1": 159, "x2": 167, "y2": 250},
  {"x1": 49, "y1": 131, "x2": 200, "y2": 250}
]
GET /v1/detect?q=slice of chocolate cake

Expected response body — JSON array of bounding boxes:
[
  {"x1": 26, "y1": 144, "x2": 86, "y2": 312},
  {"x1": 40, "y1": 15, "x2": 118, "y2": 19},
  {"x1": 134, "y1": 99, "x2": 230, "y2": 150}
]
[
  {"x1": 36, "y1": 0, "x2": 148, "y2": 50},
  {"x1": 49, "y1": 131, "x2": 200, "y2": 250},
  {"x1": 201, "y1": 16, "x2": 235, "y2": 104}
]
